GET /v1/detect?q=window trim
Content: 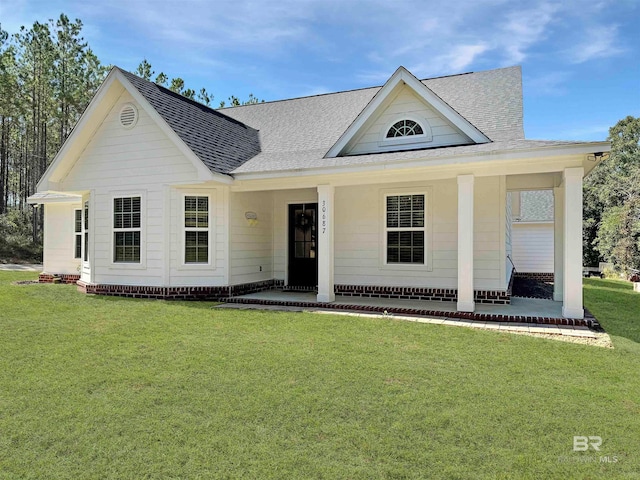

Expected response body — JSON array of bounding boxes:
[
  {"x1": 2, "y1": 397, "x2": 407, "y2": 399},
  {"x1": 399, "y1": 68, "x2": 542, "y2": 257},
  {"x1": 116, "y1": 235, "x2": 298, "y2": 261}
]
[
  {"x1": 81, "y1": 194, "x2": 92, "y2": 281},
  {"x1": 380, "y1": 187, "x2": 433, "y2": 271},
  {"x1": 179, "y1": 190, "x2": 215, "y2": 270},
  {"x1": 109, "y1": 191, "x2": 146, "y2": 269},
  {"x1": 83, "y1": 201, "x2": 89, "y2": 264},
  {"x1": 379, "y1": 115, "x2": 433, "y2": 147},
  {"x1": 74, "y1": 208, "x2": 82, "y2": 259}
]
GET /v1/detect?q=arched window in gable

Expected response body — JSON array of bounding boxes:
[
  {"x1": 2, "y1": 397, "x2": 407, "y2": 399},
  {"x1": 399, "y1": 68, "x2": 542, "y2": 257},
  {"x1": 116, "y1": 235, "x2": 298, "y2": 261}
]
[{"x1": 386, "y1": 119, "x2": 424, "y2": 138}]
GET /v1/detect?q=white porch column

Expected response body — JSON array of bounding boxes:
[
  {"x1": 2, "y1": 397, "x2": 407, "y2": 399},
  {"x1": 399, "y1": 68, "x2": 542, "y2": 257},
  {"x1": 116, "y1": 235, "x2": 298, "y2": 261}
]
[
  {"x1": 562, "y1": 168, "x2": 584, "y2": 319},
  {"x1": 553, "y1": 186, "x2": 564, "y2": 302},
  {"x1": 317, "y1": 185, "x2": 335, "y2": 303},
  {"x1": 457, "y1": 175, "x2": 475, "y2": 312}
]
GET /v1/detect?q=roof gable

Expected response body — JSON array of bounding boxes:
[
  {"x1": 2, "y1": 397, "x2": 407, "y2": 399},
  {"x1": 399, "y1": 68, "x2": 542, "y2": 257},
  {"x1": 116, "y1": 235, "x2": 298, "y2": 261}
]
[
  {"x1": 117, "y1": 68, "x2": 261, "y2": 175},
  {"x1": 325, "y1": 66, "x2": 490, "y2": 158},
  {"x1": 343, "y1": 83, "x2": 476, "y2": 155},
  {"x1": 38, "y1": 67, "x2": 263, "y2": 190}
]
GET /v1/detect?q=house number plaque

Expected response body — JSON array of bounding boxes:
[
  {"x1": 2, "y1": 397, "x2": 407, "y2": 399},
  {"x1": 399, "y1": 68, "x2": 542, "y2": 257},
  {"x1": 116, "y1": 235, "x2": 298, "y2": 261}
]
[{"x1": 321, "y1": 200, "x2": 327, "y2": 234}]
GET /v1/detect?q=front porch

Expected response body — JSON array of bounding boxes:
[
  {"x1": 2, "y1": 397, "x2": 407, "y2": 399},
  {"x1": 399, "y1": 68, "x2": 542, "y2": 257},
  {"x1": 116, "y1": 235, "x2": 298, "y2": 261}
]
[
  {"x1": 222, "y1": 289, "x2": 599, "y2": 328},
  {"x1": 232, "y1": 168, "x2": 587, "y2": 319}
]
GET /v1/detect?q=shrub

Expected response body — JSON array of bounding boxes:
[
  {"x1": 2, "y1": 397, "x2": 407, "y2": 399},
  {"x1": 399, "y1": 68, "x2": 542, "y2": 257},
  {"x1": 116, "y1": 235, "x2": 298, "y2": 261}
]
[{"x1": 0, "y1": 210, "x2": 43, "y2": 262}]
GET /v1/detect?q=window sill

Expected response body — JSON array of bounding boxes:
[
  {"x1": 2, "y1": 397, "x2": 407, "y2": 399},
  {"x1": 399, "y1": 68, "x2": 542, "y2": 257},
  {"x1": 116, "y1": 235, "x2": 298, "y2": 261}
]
[
  {"x1": 380, "y1": 263, "x2": 433, "y2": 272},
  {"x1": 109, "y1": 262, "x2": 147, "y2": 270},
  {"x1": 176, "y1": 263, "x2": 216, "y2": 271}
]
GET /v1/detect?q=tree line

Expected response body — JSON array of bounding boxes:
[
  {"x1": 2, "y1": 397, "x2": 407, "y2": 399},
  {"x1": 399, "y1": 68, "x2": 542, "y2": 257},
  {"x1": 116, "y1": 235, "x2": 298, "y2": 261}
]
[
  {"x1": 584, "y1": 116, "x2": 640, "y2": 275},
  {"x1": 134, "y1": 59, "x2": 263, "y2": 108},
  {"x1": 0, "y1": 14, "x2": 261, "y2": 260}
]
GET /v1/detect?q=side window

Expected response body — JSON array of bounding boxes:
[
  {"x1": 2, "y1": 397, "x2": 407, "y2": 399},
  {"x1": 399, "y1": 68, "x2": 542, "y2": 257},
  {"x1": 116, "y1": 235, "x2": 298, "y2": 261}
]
[
  {"x1": 74, "y1": 209, "x2": 82, "y2": 259},
  {"x1": 113, "y1": 196, "x2": 141, "y2": 263},
  {"x1": 83, "y1": 201, "x2": 89, "y2": 262}
]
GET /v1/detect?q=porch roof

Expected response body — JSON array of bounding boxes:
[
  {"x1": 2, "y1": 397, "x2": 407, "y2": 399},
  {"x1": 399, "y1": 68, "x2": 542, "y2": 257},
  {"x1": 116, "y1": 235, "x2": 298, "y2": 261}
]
[
  {"x1": 228, "y1": 138, "x2": 608, "y2": 176},
  {"x1": 27, "y1": 192, "x2": 82, "y2": 204}
]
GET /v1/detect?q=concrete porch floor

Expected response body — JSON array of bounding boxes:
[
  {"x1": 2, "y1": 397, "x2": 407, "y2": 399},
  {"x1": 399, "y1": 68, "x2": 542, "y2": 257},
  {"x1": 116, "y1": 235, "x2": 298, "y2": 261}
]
[{"x1": 221, "y1": 289, "x2": 599, "y2": 329}]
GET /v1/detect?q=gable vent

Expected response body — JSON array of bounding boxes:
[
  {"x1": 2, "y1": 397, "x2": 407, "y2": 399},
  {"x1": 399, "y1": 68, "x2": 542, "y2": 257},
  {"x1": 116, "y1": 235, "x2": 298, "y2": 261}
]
[{"x1": 119, "y1": 103, "x2": 138, "y2": 129}]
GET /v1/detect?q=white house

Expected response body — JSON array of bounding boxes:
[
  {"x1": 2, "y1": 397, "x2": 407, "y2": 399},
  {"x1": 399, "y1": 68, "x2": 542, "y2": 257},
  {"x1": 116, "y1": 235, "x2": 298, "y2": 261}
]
[{"x1": 29, "y1": 65, "x2": 610, "y2": 319}]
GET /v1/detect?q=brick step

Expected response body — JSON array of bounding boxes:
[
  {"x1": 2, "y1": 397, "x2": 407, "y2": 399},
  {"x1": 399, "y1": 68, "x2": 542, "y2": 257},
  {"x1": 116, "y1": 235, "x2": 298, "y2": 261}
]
[{"x1": 223, "y1": 297, "x2": 597, "y2": 328}]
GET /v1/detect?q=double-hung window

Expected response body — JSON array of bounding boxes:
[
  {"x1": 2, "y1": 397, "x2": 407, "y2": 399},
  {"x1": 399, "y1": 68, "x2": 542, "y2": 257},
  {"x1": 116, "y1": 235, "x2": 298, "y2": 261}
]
[
  {"x1": 385, "y1": 194, "x2": 425, "y2": 264},
  {"x1": 113, "y1": 196, "x2": 141, "y2": 263},
  {"x1": 74, "y1": 209, "x2": 82, "y2": 259},
  {"x1": 184, "y1": 196, "x2": 209, "y2": 264}
]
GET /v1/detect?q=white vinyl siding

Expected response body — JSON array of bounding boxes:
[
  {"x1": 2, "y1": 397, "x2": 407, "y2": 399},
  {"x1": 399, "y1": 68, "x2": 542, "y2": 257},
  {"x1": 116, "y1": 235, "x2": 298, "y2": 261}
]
[
  {"x1": 269, "y1": 178, "x2": 505, "y2": 291},
  {"x1": 42, "y1": 203, "x2": 82, "y2": 275},
  {"x1": 512, "y1": 223, "x2": 554, "y2": 273},
  {"x1": 505, "y1": 191, "x2": 513, "y2": 283},
  {"x1": 229, "y1": 191, "x2": 274, "y2": 285},
  {"x1": 61, "y1": 89, "x2": 214, "y2": 286}
]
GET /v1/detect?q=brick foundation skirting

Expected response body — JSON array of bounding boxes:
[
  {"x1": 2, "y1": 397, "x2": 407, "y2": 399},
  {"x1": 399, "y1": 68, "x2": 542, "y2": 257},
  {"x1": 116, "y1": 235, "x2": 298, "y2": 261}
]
[
  {"x1": 76, "y1": 278, "x2": 281, "y2": 300},
  {"x1": 49, "y1": 273, "x2": 509, "y2": 305},
  {"x1": 39, "y1": 273, "x2": 81, "y2": 284},
  {"x1": 334, "y1": 284, "x2": 510, "y2": 305},
  {"x1": 514, "y1": 272, "x2": 554, "y2": 282}
]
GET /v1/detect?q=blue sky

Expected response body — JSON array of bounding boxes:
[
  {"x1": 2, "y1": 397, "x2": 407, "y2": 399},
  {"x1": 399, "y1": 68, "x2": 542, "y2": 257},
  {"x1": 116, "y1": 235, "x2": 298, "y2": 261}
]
[{"x1": 2, "y1": 0, "x2": 638, "y2": 141}]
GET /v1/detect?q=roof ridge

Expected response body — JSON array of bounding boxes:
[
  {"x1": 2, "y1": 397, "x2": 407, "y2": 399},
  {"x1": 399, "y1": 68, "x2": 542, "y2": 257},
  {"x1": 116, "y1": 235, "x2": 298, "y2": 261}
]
[{"x1": 220, "y1": 65, "x2": 520, "y2": 111}]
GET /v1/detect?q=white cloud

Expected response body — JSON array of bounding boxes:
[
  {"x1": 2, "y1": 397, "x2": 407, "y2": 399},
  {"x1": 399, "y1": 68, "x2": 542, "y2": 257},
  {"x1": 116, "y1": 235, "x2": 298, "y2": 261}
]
[
  {"x1": 3, "y1": 0, "x2": 636, "y2": 103},
  {"x1": 568, "y1": 28, "x2": 625, "y2": 63},
  {"x1": 408, "y1": 43, "x2": 491, "y2": 78},
  {"x1": 446, "y1": 43, "x2": 492, "y2": 71},
  {"x1": 92, "y1": 0, "x2": 316, "y2": 51},
  {"x1": 526, "y1": 71, "x2": 571, "y2": 95},
  {"x1": 499, "y1": 2, "x2": 559, "y2": 64},
  {"x1": 353, "y1": 1, "x2": 563, "y2": 80}
]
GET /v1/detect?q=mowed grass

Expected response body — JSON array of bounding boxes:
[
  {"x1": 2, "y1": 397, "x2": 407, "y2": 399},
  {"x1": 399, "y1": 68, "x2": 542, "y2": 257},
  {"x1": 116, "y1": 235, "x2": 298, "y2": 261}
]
[
  {"x1": 584, "y1": 277, "x2": 640, "y2": 346},
  {"x1": 0, "y1": 272, "x2": 639, "y2": 479}
]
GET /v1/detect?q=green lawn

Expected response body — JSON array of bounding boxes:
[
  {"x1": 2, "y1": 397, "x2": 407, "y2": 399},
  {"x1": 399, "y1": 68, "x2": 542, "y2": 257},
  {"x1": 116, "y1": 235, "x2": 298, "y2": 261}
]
[
  {"x1": 1, "y1": 271, "x2": 639, "y2": 479},
  {"x1": 584, "y1": 278, "x2": 640, "y2": 346}
]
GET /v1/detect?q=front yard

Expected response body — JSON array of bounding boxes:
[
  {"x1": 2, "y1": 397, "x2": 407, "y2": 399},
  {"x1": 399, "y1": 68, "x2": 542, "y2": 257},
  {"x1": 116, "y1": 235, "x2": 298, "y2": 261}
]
[{"x1": 0, "y1": 271, "x2": 639, "y2": 479}]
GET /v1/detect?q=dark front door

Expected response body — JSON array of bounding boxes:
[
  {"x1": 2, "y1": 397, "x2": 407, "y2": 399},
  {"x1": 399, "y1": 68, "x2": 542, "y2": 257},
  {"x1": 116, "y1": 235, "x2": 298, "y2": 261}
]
[{"x1": 288, "y1": 203, "x2": 318, "y2": 287}]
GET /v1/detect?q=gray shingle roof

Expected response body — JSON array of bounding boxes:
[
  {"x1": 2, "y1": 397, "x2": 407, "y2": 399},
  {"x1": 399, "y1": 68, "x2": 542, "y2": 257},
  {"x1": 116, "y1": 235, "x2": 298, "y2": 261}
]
[
  {"x1": 117, "y1": 68, "x2": 260, "y2": 175},
  {"x1": 118, "y1": 66, "x2": 530, "y2": 176},
  {"x1": 227, "y1": 139, "x2": 587, "y2": 174},
  {"x1": 220, "y1": 66, "x2": 525, "y2": 174}
]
